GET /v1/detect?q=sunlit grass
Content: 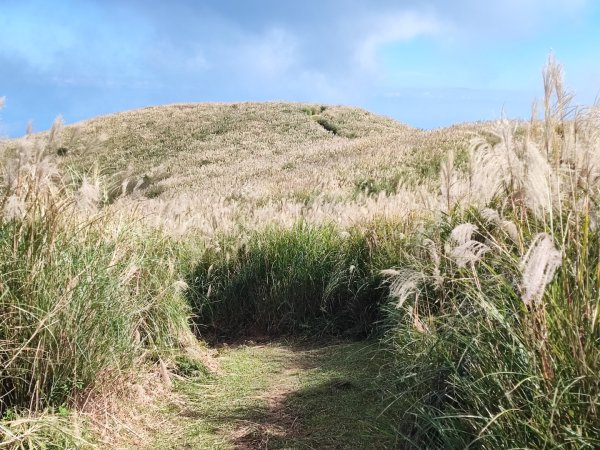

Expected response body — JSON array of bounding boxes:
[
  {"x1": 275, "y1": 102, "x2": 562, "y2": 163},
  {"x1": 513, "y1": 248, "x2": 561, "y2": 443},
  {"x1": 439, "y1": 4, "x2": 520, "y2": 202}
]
[{"x1": 1, "y1": 53, "x2": 598, "y2": 449}]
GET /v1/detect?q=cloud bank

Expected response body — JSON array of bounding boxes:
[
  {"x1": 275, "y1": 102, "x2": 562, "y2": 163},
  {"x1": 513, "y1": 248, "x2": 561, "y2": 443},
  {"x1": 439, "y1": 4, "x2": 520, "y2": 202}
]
[{"x1": 0, "y1": 0, "x2": 597, "y2": 136}]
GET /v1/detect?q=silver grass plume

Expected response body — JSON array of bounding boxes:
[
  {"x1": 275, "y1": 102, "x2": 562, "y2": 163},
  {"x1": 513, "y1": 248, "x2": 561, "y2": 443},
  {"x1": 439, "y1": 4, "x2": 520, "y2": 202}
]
[
  {"x1": 449, "y1": 223, "x2": 490, "y2": 267},
  {"x1": 173, "y1": 279, "x2": 189, "y2": 293},
  {"x1": 522, "y1": 139, "x2": 554, "y2": 215},
  {"x1": 469, "y1": 121, "x2": 525, "y2": 204},
  {"x1": 450, "y1": 240, "x2": 490, "y2": 268},
  {"x1": 47, "y1": 115, "x2": 63, "y2": 153},
  {"x1": 480, "y1": 208, "x2": 501, "y2": 223},
  {"x1": 520, "y1": 233, "x2": 562, "y2": 307},
  {"x1": 480, "y1": 208, "x2": 520, "y2": 243},
  {"x1": 440, "y1": 150, "x2": 457, "y2": 212},
  {"x1": 2, "y1": 194, "x2": 27, "y2": 222},
  {"x1": 76, "y1": 177, "x2": 101, "y2": 213},
  {"x1": 501, "y1": 220, "x2": 520, "y2": 243},
  {"x1": 381, "y1": 268, "x2": 427, "y2": 308},
  {"x1": 450, "y1": 223, "x2": 478, "y2": 245},
  {"x1": 423, "y1": 238, "x2": 443, "y2": 287}
]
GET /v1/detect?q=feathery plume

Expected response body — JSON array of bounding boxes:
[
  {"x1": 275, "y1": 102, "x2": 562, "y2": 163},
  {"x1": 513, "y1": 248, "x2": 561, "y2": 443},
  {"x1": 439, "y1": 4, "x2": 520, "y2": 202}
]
[
  {"x1": 520, "y1": 233, "x2": 562, "y2": 307},
  {"x1": 76, "y1": 177, "x2": 101, "y2": 213},
  {"x1": 173, "y1": 279, "x2": 189, "y2": 293},
  {"x1": 480, "y1": 208, "x2": 501, "y2": 223},
  {"x1": 423, "y1": 238, "x2": 443, "y2": 287},
  {"x1": 47, "y1": 115, "x2": 64, "y2": 152},
  {"x1": 381, "y1": 268, "x2": 427, "y2": 308},
  {"x1": 423, "y1": 238, "x2": 440, "y2": 268},
  {"x1": 522, "y1": 140, "x2": 553, "y2": 215},
  {"x1": 450, "y1": 240, "x2": 490, "y2": 268},
  {"x1": 2, "y1": 194, "x2": 27, "y2": 222},
  {"x1": 501, "y1": 220, "x2": 520, "y2": 243},
  {"x1": 450, "y1": 223, "x2": 478, "y2": 245},
  {"x1": 439, "y1": 150, "x2": 457, "y2": 212}
]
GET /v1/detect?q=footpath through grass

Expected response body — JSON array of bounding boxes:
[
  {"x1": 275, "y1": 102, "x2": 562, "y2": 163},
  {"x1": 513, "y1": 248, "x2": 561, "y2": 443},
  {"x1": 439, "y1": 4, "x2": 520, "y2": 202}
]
[{"x1": 148, "y1": 340, "x2": 397, "y2": 449}]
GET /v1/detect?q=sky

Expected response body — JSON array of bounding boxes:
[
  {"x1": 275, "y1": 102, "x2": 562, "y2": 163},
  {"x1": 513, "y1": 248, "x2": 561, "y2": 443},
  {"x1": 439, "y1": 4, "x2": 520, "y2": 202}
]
[{"x1": 1, "y1": 0, "x2": 599, "y2": 137}]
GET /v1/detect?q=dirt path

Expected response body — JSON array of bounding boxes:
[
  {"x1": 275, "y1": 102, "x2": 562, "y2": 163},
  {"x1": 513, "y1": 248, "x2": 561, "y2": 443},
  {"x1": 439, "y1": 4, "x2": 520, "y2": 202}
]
[
  {"x1": 230, "y1": 348, "x2": 304, "y2": 448},
  {"x1": 147, "y1": 340, "x2": 396, "y2": 449}
]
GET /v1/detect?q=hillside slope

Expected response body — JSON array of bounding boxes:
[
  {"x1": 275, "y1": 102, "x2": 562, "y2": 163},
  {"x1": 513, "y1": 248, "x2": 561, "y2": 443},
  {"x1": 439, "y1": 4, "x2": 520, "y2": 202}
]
[{"x1": 2, "y1": 102, "x2": 481, "y2": 235}]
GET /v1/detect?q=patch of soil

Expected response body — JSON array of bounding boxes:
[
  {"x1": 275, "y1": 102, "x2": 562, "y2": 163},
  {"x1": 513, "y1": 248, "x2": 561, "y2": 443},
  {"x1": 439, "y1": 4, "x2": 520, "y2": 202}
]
[{"x1": 232, "y1": 364, "x2": 304, "y2": 449}]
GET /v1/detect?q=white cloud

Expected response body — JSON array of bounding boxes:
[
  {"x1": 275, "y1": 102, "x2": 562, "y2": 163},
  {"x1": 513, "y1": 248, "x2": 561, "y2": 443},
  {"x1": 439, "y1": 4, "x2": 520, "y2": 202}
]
[
  {"x1": 355, "y1": 11, "x2": 443, "y2": 70},
  {"x1": 425, "y1": 0, "x2": 590, "y2": 39}
]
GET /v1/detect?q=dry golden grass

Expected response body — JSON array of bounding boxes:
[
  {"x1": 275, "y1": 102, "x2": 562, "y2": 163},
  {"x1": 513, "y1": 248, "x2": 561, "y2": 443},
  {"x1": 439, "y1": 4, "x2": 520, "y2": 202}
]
[{"x1": 1, "y1": 102, "x2": 484, "y2": 237}]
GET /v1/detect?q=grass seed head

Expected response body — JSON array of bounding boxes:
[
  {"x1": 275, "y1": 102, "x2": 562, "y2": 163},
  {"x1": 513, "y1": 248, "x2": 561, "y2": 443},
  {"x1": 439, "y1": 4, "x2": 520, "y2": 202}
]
[
  {"x1": 450, "y1": 223, "x2": 478, "y2": 245},
  {"x1": 520, "y1": 233, "x2": 562, "y2": 307}
]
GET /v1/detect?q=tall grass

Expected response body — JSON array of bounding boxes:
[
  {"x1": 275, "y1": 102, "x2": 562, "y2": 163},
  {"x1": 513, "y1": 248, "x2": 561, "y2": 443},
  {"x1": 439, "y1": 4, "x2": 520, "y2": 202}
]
[
  {"x1": 380, "y1": 55, "x2": 600, "y2": 448},
  {"x1": 186, "y1": 219, "x2": 415, "y2": 338},
  {"x1": 2, "y1": 53, "x2": 597, "y2": 448},
  {"x1": 0, "y1": 123, "x2": 193, "y2": 446},
  {"x1": 184, "y1": 54, "x2": 600, "y2": 447}
]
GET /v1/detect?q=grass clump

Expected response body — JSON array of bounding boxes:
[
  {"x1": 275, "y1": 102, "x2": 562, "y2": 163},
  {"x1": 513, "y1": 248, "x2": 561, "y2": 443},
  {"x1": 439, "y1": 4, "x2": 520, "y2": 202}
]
[
  {"x1": 378, "y1": 55, "x2": 600, "y2": 448},
  {"x1": 381, "y1": 209, "x2": 599, "y2": 448},
  {"x1": 0, "y1": 122, "x2": 195, "y2": 446},
  {"x1": 315, "y1": 116, "x2": 340, "y2": 135},
  {"x1": 300, "y1": 104, "x2": 327, "y2": 116},
  {"x1": 186, "y1": 219, "x2": 413, "y2": 338}
]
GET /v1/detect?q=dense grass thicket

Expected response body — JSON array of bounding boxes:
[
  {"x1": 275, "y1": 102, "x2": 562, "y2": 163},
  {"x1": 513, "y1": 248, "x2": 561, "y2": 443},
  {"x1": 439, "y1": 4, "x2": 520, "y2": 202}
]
[
  {"x1": 0, "y1": 126, "x2": 194, "y2": 447},
  {"x1": 187, "y1": 219, "x2": 417, "y2": 337},
  {"x1": 376, "y1": 58, "x2": 599, "y2": 448},
  {"x1": 381, "y1": 210, "x2": 599, "y2": 448},
  {"x1": 187, "y1": 208, "x2": 598, "y2": 447}
]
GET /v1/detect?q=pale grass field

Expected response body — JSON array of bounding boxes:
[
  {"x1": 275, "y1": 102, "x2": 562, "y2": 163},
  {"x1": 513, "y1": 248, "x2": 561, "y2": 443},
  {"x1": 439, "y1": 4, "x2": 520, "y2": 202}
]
[{"x1": 2, "y1": 102, "x2": 483, "y2": 237}]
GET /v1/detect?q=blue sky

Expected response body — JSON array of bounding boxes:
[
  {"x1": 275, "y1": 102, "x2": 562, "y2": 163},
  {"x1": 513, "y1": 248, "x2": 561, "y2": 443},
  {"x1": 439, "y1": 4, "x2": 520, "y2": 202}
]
[{"x1": 1, "y1": 0, "x2": 599, "y2": 137}]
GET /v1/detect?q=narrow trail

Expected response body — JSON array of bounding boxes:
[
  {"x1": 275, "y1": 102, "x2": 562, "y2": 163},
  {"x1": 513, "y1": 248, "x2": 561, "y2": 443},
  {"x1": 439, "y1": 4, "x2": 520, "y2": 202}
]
[{"x1": 148, "y1": 340, "x2": 396, "y2": 449}]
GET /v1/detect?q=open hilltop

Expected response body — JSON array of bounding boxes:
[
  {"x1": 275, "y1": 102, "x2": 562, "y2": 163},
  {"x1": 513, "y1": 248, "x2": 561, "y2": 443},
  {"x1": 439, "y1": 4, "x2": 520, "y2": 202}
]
[{"x1": 3, "y1": 102, "x2": 483, "y2": 236}]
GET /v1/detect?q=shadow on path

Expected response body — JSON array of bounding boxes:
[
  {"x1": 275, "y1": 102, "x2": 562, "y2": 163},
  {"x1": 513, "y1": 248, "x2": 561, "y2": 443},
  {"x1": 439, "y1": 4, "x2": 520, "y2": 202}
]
[{"x1": 150, "y1": 340, "x2": 397, "y2": 449}]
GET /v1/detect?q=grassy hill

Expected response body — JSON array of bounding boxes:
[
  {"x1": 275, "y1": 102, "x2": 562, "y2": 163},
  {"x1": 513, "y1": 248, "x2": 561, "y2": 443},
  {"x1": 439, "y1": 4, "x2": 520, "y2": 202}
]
[
  {"x1": 3, "y1": 102, "x2": 480, "y2": 237},
  {"x1": 1, "y1": 59, "x2": 599, "y2": 449}
]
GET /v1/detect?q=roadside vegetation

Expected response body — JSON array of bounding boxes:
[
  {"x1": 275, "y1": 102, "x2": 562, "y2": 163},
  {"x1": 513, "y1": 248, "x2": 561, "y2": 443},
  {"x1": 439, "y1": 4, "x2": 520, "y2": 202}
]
[{"x1": 1, "y1": 54, "x2": 598, "y2": 448}]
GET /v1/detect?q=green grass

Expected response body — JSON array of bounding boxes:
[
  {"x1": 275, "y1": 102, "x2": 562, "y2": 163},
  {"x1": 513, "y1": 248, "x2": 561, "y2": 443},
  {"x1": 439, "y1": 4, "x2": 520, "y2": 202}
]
[
  {"x1": 2, "y1": 54, "x2": 599, "y2": 450},
  {"x1": 0, "y1": 210, "x2": 190, "y2": 412},
  {"x1": 186, "y1": 219, "x2": 414, "y2": 338},
  {"x1": 379, "y1": 206, "x2": 600, "y2": 449},
  {"x1": 0, "y1": 140, "x2": 197, "y2": 447},
  {"x1": 274, "y1": 341, "x2": 397, "y2": 449},
  {"x1": 185, "y1": 202, "x2": 599, "y2": 448},
  {"x1": 149, "y1": 340, "x2": 397, "y2": 449}
]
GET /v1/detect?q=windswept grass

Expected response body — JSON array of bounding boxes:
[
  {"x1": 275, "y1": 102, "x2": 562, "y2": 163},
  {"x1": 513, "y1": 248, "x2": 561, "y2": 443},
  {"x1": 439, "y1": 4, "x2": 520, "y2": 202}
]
[
  {"x1": 1, "y1": 102, "x2": 477, "y2": 237},
  {"x1": 0, "y1": 122, "x2": 196, "y2": 447},
  {"x1": 378, "y1": 55, "x2": 600, "y2": 448},
  {"x1": 1, "y1": 54, "x2": 598, "y2": 449},
  {"x1": 183, "y1": 54, "x2": 600, "y2": 448}
]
